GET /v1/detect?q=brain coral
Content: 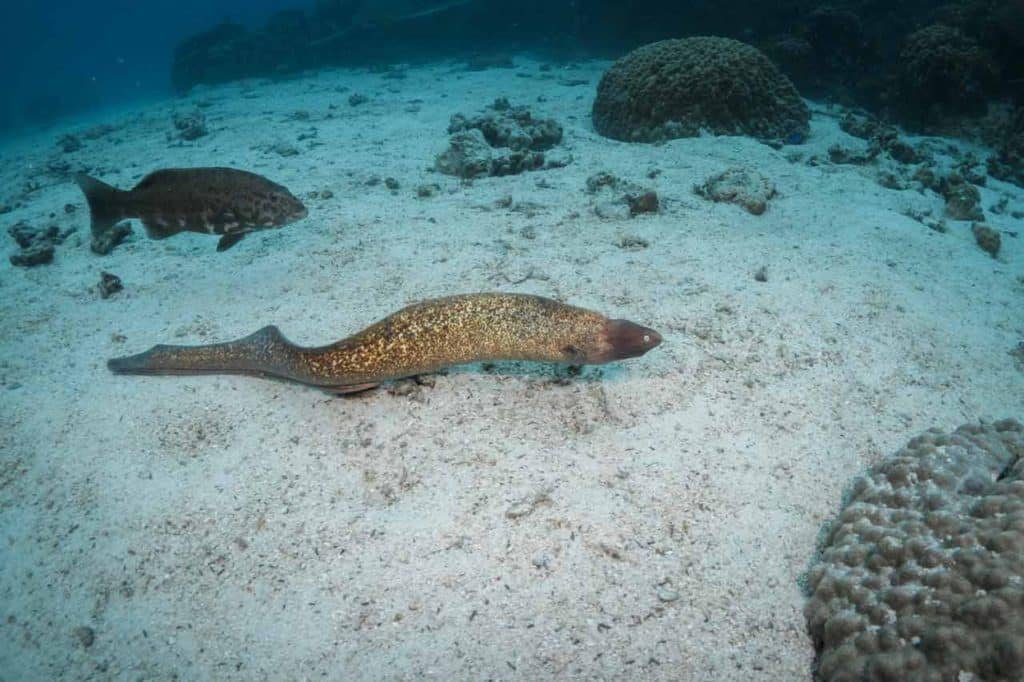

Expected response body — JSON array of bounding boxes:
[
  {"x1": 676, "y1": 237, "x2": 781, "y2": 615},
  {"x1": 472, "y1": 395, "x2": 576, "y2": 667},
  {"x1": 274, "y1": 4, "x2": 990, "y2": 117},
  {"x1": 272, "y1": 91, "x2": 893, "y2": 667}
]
[
  {"x1": 805, "y1": 419, "x2": 1024, "y2": 681},
  {"x1": 591, "y1": 37, "x2": 810, "y2": 143},
  {"x1": 897, "y1": 24, "x2": 999, "y2": 125}
]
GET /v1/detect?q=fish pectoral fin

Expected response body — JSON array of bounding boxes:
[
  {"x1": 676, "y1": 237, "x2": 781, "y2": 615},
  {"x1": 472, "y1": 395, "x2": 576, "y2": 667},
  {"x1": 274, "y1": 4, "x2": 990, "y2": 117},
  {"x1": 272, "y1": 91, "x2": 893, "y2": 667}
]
[
  {"x1": 323, "y1": 382, "x2": 380, "y2": 395},
  {"x1": 216, "y1": 233, "x2": 247, "y2": 251}
]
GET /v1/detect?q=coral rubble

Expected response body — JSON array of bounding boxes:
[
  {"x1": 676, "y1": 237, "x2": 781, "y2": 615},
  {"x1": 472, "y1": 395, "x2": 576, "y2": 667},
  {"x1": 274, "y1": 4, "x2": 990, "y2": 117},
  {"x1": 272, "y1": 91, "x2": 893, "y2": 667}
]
[{"x1": 435, "y1": 101, "x2": 568, "y2": 179}]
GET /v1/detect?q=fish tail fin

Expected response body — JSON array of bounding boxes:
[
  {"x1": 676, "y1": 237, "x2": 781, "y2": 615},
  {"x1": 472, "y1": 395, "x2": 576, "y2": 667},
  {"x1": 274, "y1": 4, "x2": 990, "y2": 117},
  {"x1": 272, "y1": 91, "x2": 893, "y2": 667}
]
[
  {"x1": 74, "y1": 173, "x2": 129, "y2": 237},
  {"x1": 108, "y1": 325, "x2": 299, "y2": 379}
]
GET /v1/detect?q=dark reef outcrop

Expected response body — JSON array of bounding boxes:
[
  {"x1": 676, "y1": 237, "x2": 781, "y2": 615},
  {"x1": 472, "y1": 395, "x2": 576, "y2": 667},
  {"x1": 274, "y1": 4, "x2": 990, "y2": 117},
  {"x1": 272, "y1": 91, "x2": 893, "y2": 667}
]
[
  {"x1": 171, "y1": 12, "x2": 312, "y2": 92},
  {"x1": 167, "y1": 0, "x2": 1023, "y2": 149},
  {"x1": 989, "y1": 107, "x2": 1024, "y2": 187},
  {"x1": 895, "y1": 24, "x2": 1000, "y2": 126},
  {"x1": 171, "y1": 23, "x2": 259, "y2": 93}
]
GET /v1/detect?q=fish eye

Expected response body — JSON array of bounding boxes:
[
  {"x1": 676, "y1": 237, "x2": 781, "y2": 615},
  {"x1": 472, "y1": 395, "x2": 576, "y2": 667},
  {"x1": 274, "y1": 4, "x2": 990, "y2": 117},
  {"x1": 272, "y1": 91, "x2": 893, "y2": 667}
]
[{"x1": 642, "y1": 334, "x2": 651, "y2": 344}]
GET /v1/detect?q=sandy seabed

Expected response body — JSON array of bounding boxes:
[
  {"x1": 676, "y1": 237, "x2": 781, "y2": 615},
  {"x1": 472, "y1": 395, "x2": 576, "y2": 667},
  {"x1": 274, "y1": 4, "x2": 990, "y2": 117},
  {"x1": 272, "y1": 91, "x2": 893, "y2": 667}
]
[{"x1": 0, "y1": 57, "x2": 1022, "y2": 680}]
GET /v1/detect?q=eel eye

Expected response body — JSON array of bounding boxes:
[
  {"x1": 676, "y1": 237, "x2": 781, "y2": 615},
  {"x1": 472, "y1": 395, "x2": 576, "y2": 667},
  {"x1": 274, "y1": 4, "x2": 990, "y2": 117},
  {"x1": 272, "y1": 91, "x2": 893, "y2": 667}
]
[{"x1": 562, "y1": 345, "x2": 584, "y2": 362}]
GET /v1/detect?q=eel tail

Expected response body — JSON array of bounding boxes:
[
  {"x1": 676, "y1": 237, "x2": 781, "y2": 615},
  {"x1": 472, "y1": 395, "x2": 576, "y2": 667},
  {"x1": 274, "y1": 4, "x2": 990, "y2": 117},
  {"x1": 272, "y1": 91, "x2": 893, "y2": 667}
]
[{"x1": 108, "y1": 325, "x2": 297, "y2": 380}]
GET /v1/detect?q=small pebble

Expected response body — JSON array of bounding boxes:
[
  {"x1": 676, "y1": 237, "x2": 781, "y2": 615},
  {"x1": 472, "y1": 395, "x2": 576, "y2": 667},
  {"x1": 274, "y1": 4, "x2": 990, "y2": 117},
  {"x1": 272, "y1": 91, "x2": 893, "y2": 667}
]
[
  {"x1": 656, "y1": 587, "x2": 680, "y2": 603},
  {"x1": 505, "y1": 490, "x2": 550, "y2": 519},
  {"x1": 416, "y1": 184, "x2": 439, "y2": 198},
  {"x1": 98, "y1": 271, "x2": 123, "y2": 299},
  {"x1": 585, "y1": 172, "x2": 619, "y2": 193},
  {"x1": 270, "y1": 142, "x2": 299, "y2": 157},
  {"x1": 972, "y1": 222, "x2": 1001, "y2": 257},
  {"x1": 173, "y1": 111, "x2": 207, "y2": 141},
  {"x1": 91, "y1": 222, "x2": 133, "y2": 255},
  {"x1": 618, "y1": 235, "x2": 649, "y2": 250},
  {"x1": 594, "y1": 201, "x2": 631, "y2": 221},
  {"x1": 754, "y1": 266, "x2": 768, "y2": 282},
  {"x1": 73, "y1": 625, "x2": 95, "y2": 648},
  {"x1": 58, "y1": 134, "x2": 83, "y2": 153},
  {"x1": 626, "y1": 190, "x2": 659, "y2": 216},
  {"x1": 10, "y1": 243, "x2": 54, "y2": 267}
]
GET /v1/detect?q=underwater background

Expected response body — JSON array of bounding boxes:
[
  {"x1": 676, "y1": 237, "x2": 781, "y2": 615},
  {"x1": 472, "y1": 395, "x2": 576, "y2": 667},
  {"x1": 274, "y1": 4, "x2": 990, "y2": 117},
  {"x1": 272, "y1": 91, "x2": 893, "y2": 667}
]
[
  {"x1": 7, "y1": 0, "x2": 1022, "y2": 138},
  {"x1": 1, "y1": 1, "x2": 1023, "y2": 680},
  {"x1": 0, "y1": 0, "x2": 304, "y2": 135}
]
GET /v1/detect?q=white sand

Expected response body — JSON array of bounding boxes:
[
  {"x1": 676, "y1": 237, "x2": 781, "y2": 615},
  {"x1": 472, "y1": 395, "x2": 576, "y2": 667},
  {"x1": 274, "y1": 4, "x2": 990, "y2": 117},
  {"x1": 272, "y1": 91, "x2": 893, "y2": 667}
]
[{"x1": 1, "y1": 58, "x2": 1022, "y2": 679}]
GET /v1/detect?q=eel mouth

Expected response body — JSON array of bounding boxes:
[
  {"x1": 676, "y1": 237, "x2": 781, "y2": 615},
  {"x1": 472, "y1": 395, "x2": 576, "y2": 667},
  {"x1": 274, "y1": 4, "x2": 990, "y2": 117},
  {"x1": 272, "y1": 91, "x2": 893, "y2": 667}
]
[{"x1": 601, "y1": 318, "x2": 663, "y2": 361}]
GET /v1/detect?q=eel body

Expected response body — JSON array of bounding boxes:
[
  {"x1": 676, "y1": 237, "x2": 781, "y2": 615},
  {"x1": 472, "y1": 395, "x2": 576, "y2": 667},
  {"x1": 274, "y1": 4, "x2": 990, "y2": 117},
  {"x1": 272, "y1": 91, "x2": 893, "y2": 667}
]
[{"x1": 108, "y1": 293, "x2": 662, "y2": 393}]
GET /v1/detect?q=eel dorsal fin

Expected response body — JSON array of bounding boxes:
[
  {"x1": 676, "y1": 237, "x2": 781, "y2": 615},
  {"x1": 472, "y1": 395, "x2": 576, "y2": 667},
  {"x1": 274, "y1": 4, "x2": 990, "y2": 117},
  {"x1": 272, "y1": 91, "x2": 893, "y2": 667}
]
[{"x1": 108, "y1": 325, "x2": 294, "y2": 377}]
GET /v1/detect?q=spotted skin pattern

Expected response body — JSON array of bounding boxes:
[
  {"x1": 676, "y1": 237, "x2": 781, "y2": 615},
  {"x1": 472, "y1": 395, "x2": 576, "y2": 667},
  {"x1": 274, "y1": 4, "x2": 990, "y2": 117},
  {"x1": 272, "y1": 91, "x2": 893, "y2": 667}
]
[
  {"x1": 126, "y1": 168, "x2": 306, "y2": 236},
  {"x1": 74, "y1": 167, "x2": 307, "y2": 251},
  {"x1": 108, "y1": 293, "x2": 663, "y2": 393}
]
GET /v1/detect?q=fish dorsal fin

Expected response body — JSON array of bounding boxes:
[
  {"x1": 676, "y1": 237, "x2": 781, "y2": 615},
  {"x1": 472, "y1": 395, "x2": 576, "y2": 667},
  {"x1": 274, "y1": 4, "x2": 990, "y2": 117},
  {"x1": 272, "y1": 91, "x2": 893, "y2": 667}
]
[{"x1": 132, "y1": 168, "x2": 184, "y2": 191}]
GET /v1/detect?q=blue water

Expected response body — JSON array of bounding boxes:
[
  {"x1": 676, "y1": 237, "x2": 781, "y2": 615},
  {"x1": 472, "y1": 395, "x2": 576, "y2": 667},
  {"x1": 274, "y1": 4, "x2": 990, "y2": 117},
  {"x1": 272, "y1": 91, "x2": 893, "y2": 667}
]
[{"x1": 0, "y1": 0, "x2": 295, "y2": 135}]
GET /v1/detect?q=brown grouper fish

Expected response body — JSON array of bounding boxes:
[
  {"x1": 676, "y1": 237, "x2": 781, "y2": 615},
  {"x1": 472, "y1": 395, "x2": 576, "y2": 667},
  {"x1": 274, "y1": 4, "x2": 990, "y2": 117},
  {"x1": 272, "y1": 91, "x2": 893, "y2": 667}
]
[
  {"x1": 108, "y1": 293, "x2": 662, "y2": 394},
  {"x1": 74, "y1": 167, "x2": 308, "y2": 251}
]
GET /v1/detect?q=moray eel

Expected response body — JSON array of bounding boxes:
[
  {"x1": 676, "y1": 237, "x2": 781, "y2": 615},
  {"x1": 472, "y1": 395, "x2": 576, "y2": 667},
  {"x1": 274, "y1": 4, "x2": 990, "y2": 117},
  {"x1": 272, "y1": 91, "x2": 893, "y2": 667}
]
[{"x1": 108, "y1": 293, "x2": 662, "y2": 394}]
